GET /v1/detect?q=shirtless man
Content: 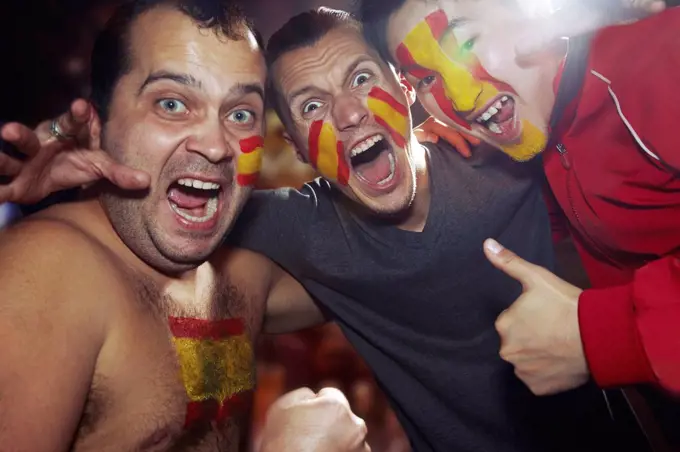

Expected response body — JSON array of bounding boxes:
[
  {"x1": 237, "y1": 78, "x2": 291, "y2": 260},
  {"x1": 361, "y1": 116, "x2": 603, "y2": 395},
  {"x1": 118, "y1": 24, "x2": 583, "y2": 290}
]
[{"x1": 0, "y1": 1, "x2": 367, "y2": 450}]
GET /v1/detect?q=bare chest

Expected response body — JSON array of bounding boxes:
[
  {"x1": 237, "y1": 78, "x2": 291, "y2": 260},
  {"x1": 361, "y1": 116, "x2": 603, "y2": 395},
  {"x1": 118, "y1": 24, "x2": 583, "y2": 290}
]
[{"x1": 73, "y1": 255, "x2": 269, "y2": 451}]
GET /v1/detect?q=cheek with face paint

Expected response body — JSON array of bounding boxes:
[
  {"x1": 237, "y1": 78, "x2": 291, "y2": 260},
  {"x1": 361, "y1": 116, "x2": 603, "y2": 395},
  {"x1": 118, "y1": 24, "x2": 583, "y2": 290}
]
[
  {"x1": 169, "y1": 317, "x2": 255, "y2": 428},
  {"x1": 367, "y1": 87, "x2": 409, "y2": 148},
  {"x1": 307, "y1": 120, "x2": 350, "y2": 186},
  {"x1": 397, "y1": 10, "x2": 547, "y2": 161},
  {"x1": 236, "y1": 136, "x2": 264, "y2": 187}
]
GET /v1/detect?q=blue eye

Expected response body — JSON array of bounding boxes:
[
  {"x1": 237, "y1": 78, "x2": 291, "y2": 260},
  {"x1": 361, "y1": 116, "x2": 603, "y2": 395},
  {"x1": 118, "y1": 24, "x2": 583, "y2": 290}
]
[
  {"x1": 228, "y1": 109, "x2": 254, "y2": 124},
  {"x1": 303, "y1": 101, "x2": 323, "y2": 114},
  {"x1": 351, "y1": 72, "x2": 372, "y2": 87},
  {"x1": 158, "y1": 98, "x2": 187, "y2": 114}
]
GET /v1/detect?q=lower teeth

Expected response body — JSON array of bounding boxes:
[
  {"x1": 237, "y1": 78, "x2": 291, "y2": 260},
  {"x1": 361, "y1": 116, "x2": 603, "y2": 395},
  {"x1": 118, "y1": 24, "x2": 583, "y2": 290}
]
[
  {"x1": 170, "y1": 196, "x2": 218, "y2": 223},
  {"x1": 488, "y1": 123, "x2": 502, "y2": 134},
  {"x1": 377, "y1": 153, "x2": 396, "y2": 186}
]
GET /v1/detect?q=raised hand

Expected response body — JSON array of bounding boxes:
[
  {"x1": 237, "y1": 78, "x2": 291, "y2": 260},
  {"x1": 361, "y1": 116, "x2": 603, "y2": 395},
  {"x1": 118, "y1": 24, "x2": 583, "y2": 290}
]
[
  {"x1": 483, "y1": 239, "x2": 590, "y2": 396},
  {"x1": 0, "y1": 99, "x2": 149, "y2": 205},
  {"x1": 260, "y1": 387, "x2": 370, "y2": 452}
]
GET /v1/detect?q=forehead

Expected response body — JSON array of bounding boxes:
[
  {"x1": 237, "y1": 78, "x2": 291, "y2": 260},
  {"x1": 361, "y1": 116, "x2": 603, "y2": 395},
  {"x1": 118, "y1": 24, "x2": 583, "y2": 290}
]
[
  {"x1": 128, "y1": 7, "x2": 265, "y2": 84},
  {"x1": 386, "y1": 0, "x2": 490, "y2": 56},
  {"x1": 274, "y1": 26, "x2": 382, "y2": 95}
]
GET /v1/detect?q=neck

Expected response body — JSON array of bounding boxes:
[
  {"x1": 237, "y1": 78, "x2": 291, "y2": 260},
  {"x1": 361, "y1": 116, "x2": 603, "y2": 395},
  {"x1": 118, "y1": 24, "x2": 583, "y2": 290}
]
[
  {"x1": 396, "y1": 138, "x2": 430, "y2": 232},
  {"x1": 77, "y1": 188, "x2": 202, "y2": 283}
]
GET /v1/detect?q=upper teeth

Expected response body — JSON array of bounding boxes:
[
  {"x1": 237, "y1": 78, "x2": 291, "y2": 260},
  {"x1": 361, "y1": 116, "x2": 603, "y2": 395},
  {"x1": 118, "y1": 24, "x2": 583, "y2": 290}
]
[
  {"x1": 351, "y1": 134, "x2": 384, "y2": 157},
  {"x1": 476, "y1": 96, "x2": 510, "y2": 124},
  {"x1": 177, "y1": 178, "x2": 220, "y2": 190}
]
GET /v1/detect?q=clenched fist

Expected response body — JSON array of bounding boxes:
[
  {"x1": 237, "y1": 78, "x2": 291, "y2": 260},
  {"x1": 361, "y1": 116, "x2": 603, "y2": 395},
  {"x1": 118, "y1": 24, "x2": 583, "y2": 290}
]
[{"x1": 260, "y1": 387, "x2": 370, "y2": 452}]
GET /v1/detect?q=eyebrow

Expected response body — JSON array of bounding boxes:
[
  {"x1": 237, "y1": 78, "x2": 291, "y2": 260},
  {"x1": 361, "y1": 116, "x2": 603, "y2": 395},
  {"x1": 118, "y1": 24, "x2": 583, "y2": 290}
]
[
  {"x1": 287, "y1": 55, "x2": 377, "y2": 105},
  {"x1": 138, "y1": 71, "x2": 202, "y2": 95},
  {"x1": 138, "y1": 72, "x2": 264, "y2": 103},
  {"x1": 342, "y1": 55, "x2": 375, "y2": 86},
  {"x1": 227, "y1": 83, "x2": 265, "y2": 102}
]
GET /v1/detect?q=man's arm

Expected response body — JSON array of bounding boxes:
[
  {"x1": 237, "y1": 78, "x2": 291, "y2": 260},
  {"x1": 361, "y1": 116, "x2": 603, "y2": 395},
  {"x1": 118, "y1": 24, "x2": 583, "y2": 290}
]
[
  {"x1": 0, "y1": 220, "x2": 110, "y2": 450},
  {"x1": 264, "y1": 264, "x2": 326, "y2": 334}
]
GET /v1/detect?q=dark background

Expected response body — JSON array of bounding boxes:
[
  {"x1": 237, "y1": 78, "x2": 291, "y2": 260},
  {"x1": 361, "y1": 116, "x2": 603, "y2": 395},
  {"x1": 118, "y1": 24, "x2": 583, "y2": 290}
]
[{"x1": 0, "y1": 0, "x2": 352, "y2": 126}]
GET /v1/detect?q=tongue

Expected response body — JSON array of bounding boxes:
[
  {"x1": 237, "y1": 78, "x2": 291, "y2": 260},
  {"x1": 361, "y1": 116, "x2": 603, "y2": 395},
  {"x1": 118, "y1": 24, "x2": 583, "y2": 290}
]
[
  {"x1": 168, "y1": 187, "x2": 210, "y2": 209},
  {"x1": 494, "y1": 102, "x2": 514, "y2": 123},
  {"x1": 354, "y1": 150, "x2": 391, "y2": 185}
]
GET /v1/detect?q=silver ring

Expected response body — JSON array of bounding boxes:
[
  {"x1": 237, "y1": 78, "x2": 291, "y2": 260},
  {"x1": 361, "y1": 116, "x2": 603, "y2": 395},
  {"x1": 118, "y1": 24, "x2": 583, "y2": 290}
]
[{"x1": 49, "y1": 119, "x2": 75, "y2": 141}]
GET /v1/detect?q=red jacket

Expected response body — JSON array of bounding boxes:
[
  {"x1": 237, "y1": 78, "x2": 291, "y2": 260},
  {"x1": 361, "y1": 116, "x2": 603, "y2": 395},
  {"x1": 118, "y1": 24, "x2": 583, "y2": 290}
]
[{"x1": 544, "y1": 7, "x2": 680, "y2": 394}]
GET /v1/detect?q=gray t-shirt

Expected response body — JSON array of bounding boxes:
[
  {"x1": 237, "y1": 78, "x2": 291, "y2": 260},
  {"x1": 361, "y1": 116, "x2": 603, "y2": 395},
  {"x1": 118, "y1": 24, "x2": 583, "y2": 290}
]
[{"x1": 229, "y1": 142, "x2": 618, "y2": 452}]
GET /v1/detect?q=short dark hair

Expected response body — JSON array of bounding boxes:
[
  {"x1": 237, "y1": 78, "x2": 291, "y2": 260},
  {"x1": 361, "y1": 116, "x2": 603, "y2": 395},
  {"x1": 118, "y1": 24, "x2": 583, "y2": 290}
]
[
  {"x1": 265, "y1": 7, "x2": 360, "y2": 128},
  {"x1": 358, "y1": 0, "x2": 408, "y2": 66},
  {"x1": 90, "y1": 0, "x2": 262, "y2": 121}
]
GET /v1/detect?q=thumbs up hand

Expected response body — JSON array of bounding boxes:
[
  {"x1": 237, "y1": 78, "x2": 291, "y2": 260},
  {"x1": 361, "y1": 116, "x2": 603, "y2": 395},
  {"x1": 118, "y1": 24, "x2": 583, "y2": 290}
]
[{"x1": 483, "y1": 239, "x2": 590, "y2": 396}]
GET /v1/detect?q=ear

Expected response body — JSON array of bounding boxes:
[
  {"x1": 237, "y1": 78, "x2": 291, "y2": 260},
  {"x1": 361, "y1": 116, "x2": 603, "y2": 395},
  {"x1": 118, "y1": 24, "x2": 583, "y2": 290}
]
[
  {"x1": 283, "y1": 131, "x2": 308, "y2": 164},
  {"x1": 399, "y1": 74, "x2": 416, "y2": 107}
]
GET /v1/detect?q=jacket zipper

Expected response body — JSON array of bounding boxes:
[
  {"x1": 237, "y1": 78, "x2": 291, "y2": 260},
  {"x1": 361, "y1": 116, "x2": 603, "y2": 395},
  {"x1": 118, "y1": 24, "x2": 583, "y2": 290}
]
[{"x1": 560, "y1": 142, "x2": 622, "y2": 267}]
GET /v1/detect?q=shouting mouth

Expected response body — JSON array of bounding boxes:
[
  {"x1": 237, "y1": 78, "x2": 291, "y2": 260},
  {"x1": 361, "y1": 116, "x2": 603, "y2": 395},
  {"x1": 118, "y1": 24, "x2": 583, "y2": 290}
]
[
  {"x1": 167, "y1": 177, "x2": 224, "y2": 230},
  {"x1": 349, "y1": 133, "x2": 398, "y2": 193},
  {"x1": 470, "y1": 94, "x2": 521, "y2": 143}
]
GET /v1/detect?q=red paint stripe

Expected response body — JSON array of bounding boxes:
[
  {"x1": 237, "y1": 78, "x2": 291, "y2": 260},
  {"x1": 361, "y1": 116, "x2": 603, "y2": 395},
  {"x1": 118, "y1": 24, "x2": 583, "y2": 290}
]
[
  {"x1": 216, "y1": 390, "x2": 253, "y2": 422},
  {"x1": 395, "y1": 44, "x2": 432, "y2": 83},
  {"x1": 469, "y1": 59, "x2": 517, "y2": 95},
  {"x1": 239, "y1": 136, "x2": 264, "y2": 154},
  {"x1": 184, "y1": 390, "x2": 254, "y2": 428},
  {"x1": 425, "y1": 10, "x2": 448, "y2": 39},
  {"x1": 430, "y1": 80, "x2": 472, "y2": 131},
  {"x1": 368, "y1": 87, "x2": 408, "y2": 117},
  {"x1": 237, "y1": 172, "x2": 259, "y2": 187},
  {"x1": 168, "y1": 317, "x2": 245, "y2": 339},
  {"x1": 308, "y1": 120, "x2": 323, "y2": 168},
  {"x1": 374, "y1": 116, "x2": 406, "y2": 149},
  {"x1": 336, "y1": 141, "x2": 349, "y2": 185}
]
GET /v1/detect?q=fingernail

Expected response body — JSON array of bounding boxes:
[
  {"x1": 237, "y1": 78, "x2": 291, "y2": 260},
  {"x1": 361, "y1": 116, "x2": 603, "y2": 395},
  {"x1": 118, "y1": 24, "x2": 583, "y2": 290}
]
[{"x1": 485, "y1": 239, "x2": 504, "y2": 255}]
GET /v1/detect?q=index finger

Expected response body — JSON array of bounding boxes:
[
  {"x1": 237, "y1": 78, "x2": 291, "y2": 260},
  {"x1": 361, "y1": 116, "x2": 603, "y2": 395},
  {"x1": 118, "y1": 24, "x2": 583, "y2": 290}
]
[
  {"x1": 35, "y1": 99, "x2": 92, "y2": 144},
  {"x1": 1, "y1": 123, "x2": 41, "y2": 158}
]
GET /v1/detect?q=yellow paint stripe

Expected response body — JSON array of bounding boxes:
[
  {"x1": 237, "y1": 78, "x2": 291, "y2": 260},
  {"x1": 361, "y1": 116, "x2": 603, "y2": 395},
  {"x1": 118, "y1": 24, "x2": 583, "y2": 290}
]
[
  {"x1": 237, "y1": 147, "x2": 263, "y2": 175},
  {"x1": 316, "y1": 122, "x2": 339, "y2": 181},
  {"x1": 367, "y1": 97, "x2": 409, "y2": 138},
  {"x1": 172, "y1": 335, "x2": 254, "y2": 402}
]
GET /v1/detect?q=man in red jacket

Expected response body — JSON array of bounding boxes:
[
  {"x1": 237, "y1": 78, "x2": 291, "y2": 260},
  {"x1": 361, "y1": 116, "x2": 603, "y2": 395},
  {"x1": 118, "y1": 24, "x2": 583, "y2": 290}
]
[{"x1": 358, "y1": 0, "x2": 679, "y2": 426}]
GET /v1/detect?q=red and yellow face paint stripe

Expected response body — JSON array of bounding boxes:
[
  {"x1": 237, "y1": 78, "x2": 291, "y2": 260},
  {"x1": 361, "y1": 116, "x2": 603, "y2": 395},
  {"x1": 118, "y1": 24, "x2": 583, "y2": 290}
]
[
  {"x1": 367, "y1": 87, "x2": 409, "y2": 149},
  {"x1": 396, "y1": 10, "x2": 546, "y2": 161},
  {"x1": 308, "y1": 120, "x2": 349, "y2": 185},
  {"x1": 169, "y1": 317, "x2": 254, "y2": 428},
  {"x1": 236, "y1": 136, "x2": 264, "y2": 186}
]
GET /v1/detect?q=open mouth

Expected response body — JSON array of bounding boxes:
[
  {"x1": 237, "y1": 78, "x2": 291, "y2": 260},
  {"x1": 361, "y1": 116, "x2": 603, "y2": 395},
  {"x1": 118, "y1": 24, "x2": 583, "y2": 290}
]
[
  {"x1": 472, "y1": 95, "x2": 520, "y2": 142},
  {"x1": 349, "y1": 134, "x2": 397, "y2": 189},
  {"x1": 167, "y1": 177, "x2": 222, "y2": 227}
]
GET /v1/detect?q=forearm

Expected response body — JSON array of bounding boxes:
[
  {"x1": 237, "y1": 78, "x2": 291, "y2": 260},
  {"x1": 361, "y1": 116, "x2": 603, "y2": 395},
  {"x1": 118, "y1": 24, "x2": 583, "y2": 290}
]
[{"x1": 579, "y1": 256, "x2": 680, "y2": 394}]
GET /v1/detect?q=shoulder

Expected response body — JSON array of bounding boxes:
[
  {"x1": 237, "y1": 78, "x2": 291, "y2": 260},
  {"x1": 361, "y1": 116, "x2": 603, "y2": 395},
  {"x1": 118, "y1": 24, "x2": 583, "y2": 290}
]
[
  {"x1": 0, "y1": 217, "x2": 123, "y2": 333},
  {"x1": 590, "y1": 8, "x2": 680, "y2": 80}
]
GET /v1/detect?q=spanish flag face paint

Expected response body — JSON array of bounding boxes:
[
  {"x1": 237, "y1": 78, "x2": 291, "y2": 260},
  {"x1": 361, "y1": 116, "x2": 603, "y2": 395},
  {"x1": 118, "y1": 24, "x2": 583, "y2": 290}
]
[
  {"x1": 169, "y1": 317, "x2": 254, "y2": 428},
  {"x1": 396, "y1": 10, "x2": 546, "y2": 161},
  {"x1": 236, "y1": 136, "x2": 264, "y2": 187},
  {"x1": 367, "y1": 87, "x2": 409, "y2": 149},
  {"x1": 307, "y1": 120, "x2": 350, "y2": 186}
]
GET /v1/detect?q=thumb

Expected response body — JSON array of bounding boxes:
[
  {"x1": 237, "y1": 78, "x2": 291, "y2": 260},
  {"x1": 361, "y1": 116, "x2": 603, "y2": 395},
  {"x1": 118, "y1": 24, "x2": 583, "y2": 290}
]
[{"x1": 483, "y1": 239, "x2": 539, "y2": 288}]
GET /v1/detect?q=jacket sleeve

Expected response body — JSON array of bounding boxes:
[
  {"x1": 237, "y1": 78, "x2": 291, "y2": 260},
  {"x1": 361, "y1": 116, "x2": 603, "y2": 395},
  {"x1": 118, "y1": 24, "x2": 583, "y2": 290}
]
[{"x1": 578, "y1": 255, "x2": 680, "y2": 395}]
